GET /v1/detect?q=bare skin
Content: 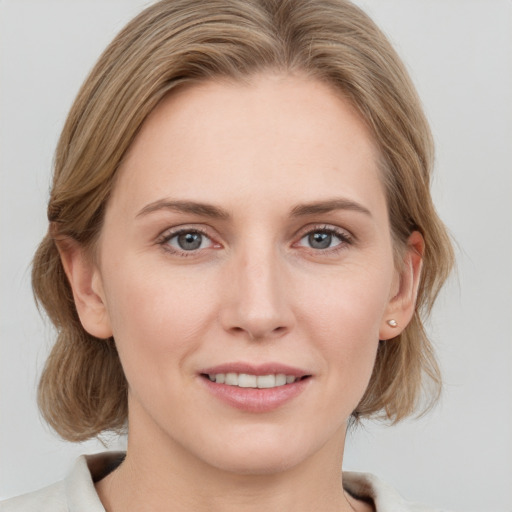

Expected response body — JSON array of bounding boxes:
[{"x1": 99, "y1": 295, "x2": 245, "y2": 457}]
[{"x1": 62, "y1": 72, "x2": 421, "y2": 512}]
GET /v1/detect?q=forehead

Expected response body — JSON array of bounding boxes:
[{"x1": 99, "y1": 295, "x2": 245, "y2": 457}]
[{"x1": 111, "y1": 73, "x2": 385, "y2": 218}]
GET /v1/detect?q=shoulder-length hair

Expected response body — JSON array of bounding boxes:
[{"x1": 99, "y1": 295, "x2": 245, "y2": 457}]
[{"x1": 32, "y1": 0, "x2": 454, "y2": 441}]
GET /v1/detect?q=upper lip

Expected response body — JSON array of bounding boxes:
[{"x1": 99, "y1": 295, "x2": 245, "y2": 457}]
[{"x1": 200, "y1": 362, "x2": 311, "y2": 377}]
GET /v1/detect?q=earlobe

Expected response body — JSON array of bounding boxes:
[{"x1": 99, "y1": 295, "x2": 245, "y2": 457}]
[
  {"x1": 56, "y1": 238, "x2": 113, "y2": 339},
  {"x1": 379, "y1": 231, "x2": 424, "y2": 340}
]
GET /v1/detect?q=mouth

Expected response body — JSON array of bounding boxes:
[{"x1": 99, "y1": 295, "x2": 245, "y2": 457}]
[
  {"x1": 198, "y1": 363, "x2": 312, "y2": 412},
  {"x1": 200, "y1": 372, "x2": 311, "y2": 388}
]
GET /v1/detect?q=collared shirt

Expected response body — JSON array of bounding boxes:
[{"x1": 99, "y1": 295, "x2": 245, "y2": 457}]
[{"x1": 0, "y1": 452, "x2": 450, "y2": 512}]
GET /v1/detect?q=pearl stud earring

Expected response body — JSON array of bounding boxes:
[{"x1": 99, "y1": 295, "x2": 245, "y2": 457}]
[{"x1": 387, "y1": 319, "x2": 398, "y2": 328}]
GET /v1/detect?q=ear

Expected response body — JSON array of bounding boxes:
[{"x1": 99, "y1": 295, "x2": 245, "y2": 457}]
[
  {"x1": 56, "y1": 238, "x2": 113, "y2": 339},
  {"x1": 379, "y1": 231, "x2": 424, "y2": 340}
]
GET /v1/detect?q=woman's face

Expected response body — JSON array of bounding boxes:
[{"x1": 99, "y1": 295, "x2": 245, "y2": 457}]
[{"x1": 82, "y1": 74, "x2": 408, "y2": 473}]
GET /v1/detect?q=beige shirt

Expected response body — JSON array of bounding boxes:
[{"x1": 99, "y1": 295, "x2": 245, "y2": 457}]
[{"x1": 0, "y1": 452, "x2": 450, "y2": 512}]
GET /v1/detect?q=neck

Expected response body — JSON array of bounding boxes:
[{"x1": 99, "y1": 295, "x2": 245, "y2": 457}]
[{"x1": 96, "y1": 405, "x2": 360, "y2": 512}]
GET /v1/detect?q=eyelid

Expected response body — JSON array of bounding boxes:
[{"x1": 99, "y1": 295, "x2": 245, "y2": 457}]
[
  {"x1": 294, "y1": 223, "x2": 353, "y2": 242},
  {"x1": 292, "y1": 223, "x2": 354, "y2": 252},
  {"x1": 156, "y1": 224, "x2": 222, "y2": 256},
  {"x1": 154, "y1": 222, "x2": 354, "y2": 257}
]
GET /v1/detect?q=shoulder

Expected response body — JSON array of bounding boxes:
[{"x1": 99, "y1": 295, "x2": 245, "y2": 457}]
[
  {"x1": 0, "y1": 452, "x2": 123, "y2": 512},
  {"x1": 343, "y1": 471, "x2": 454, "y2": 512},
  {"x1": 0, "y1": 481, "x2": 67, "y2": 512}
]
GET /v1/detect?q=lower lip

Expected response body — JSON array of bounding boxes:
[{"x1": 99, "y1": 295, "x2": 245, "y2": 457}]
[{"x1": 200, "y1": 376, "x2": 311, "y2": 413}]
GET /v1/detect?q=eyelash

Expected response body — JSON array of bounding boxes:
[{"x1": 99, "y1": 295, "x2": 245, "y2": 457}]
[
  {"x1": 157, "y1": 227, "x2": 216, "y2": 257},
  {"x1": 156, "y1": 224, "x2": 353, "y2": 257},
  {"x1": 295, "y1": 224, "x2": 353, "y2": 254}
]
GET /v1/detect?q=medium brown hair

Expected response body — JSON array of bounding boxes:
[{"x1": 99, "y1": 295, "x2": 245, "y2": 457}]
[{"x1": 33, "y1": 0, "x2": 454, "y2": 441}]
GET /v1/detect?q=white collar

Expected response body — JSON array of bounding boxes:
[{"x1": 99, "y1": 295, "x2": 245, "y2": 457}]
[{"x1": 64, "y1": 452, "x2": 444, "y2": 512}]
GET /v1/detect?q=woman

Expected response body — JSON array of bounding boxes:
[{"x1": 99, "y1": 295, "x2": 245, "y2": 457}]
[{"x1": 1, "y1": 0, "x2": 454, "y2": 510}]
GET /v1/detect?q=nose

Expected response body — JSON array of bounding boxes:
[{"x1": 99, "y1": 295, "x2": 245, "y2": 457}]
[{"x1": 220, "y1": 245, "x2": 294, "y2": 341}]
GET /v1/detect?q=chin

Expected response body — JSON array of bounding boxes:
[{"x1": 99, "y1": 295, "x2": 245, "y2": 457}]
[
  {"x1": 189, "y1": 427, "x2": 330, "y2": 476},
  {"x1": 208, "y1": 448, "x2": 306, "y2": 476}
]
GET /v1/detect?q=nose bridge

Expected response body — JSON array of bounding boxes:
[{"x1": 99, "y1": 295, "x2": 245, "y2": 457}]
[{"x1": 223, "y1": 236, "x2": 292, "y2": 339}]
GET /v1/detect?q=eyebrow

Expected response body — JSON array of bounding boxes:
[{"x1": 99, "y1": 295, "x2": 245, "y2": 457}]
[
  {"x1": 136, "y1": 199, "x2": 230, "y2": 220},
  {"x1": 136, "y1": 197, "x2": 371, "y2": 220},
  {"x1": 290, "y1": 198, "x2": 372, "y2": 218}
]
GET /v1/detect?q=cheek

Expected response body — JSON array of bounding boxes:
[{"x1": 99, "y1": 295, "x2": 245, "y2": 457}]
[
  {"x1": 100, "y1": 260, "x2": 217, "y2": 379},
  {"x1": 297, "y1": 261, "x2": 393, "y2": 395},
  {"x1": 302, "y1": 259, "x2": 393, "y2": 337}
]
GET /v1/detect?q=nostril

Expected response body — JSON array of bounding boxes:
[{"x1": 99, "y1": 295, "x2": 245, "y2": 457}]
[{"x1": 227, "y1": 324, "x2": 289, "y2": 340}]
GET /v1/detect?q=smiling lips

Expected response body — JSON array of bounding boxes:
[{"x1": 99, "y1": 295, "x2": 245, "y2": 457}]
[
  {"x1": 200, "y1": 363, "x2": 312, "y2": 412},
  {"x1": 206, "y1": 372, "x2": 299, "y2": 388}
]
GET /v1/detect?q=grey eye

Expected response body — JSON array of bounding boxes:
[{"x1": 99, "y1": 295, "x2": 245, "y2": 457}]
[
  {"x1": 297, "y1": 229, "x2": 346, "y2": 250},
  {"x1": 168, "y1": 231, "x2": 212, "y2": 251},
  {"x1": 177, "y1": 232, "x2": 203, "y2": 250},
  {"x1": 308, "y1": 232, "x2": 333, "y2": 249}
]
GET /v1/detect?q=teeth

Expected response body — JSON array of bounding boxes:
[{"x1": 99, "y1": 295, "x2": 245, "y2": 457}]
[
  {"x1": 257, "y1": 374, "x2": 275, "y2": 388},
  {"x1": 275, "y1": 374, "x2": 286, "y2": 386},
  {"x1": 206, "y1": 372, "x2": 299, "y2": 388},
  {"x1": 225, "y1": 373, "x2": 238, "y2": 385},
  {"x1": 238, "y1": 373, "x2": 257, "y2": 388}
]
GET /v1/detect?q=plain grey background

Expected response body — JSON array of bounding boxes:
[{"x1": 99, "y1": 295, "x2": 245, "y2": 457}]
[{"x1": 1, "y1": 1, "x2": 511, "y2": 510}]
